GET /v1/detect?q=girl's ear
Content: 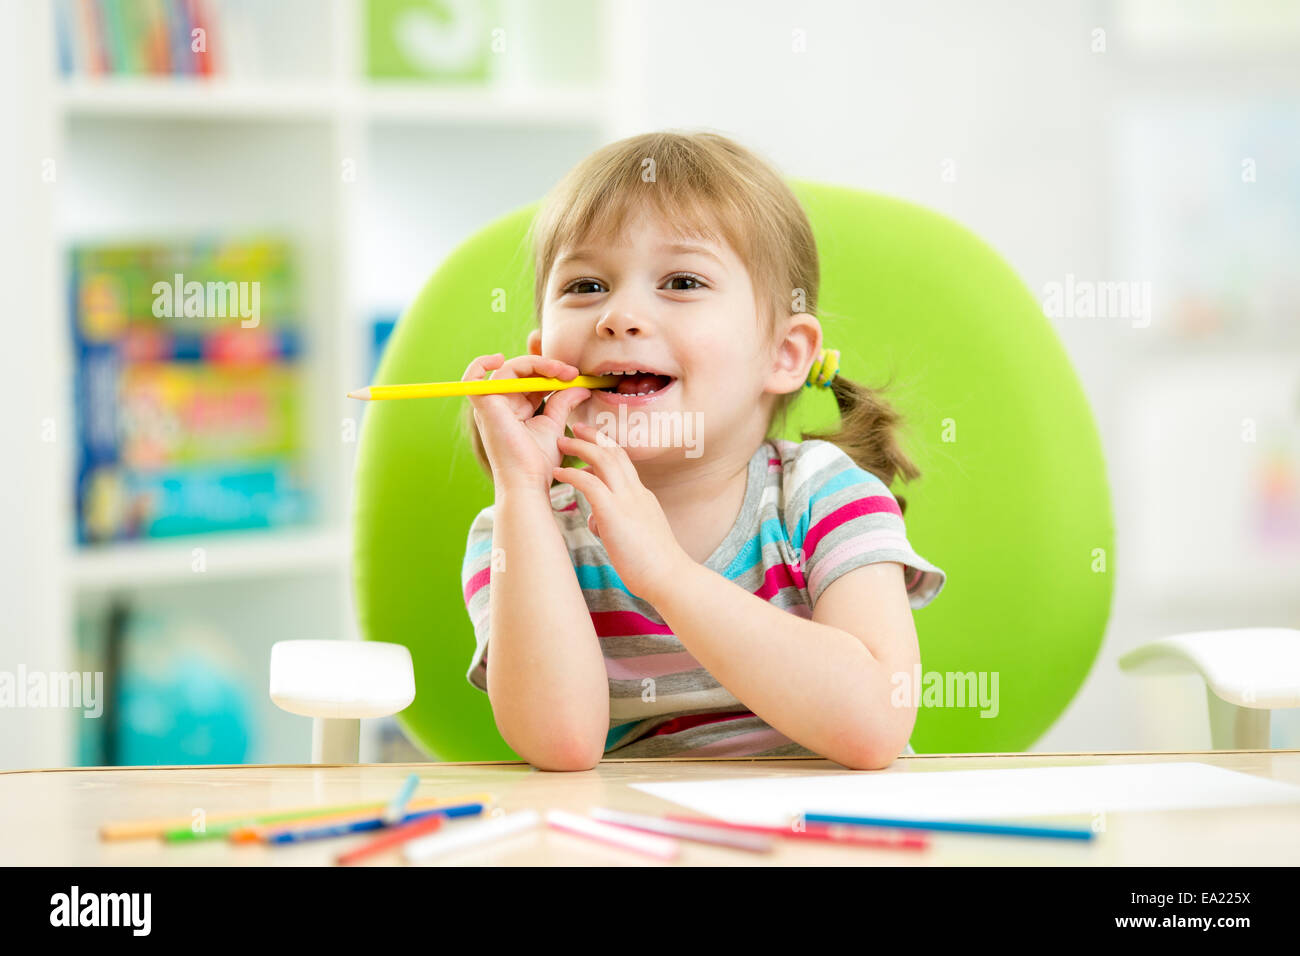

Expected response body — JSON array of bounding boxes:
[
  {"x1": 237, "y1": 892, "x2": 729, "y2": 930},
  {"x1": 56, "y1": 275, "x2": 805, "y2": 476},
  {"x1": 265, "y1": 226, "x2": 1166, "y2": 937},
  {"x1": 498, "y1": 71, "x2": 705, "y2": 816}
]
[
  {"x1": 770, "y1": 312, "x2": 822, "y2": 393},
  {"x1": 527, "y1": 329, "x2": 543, "y2": 355}
]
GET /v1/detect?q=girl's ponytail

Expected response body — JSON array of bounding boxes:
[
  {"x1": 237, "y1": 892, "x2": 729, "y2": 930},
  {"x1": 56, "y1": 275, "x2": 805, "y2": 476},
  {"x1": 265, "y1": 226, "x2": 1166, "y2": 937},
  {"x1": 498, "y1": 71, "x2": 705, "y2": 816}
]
[{"x1": 794, "y1": 370, "x2": 922, "y2": 516}]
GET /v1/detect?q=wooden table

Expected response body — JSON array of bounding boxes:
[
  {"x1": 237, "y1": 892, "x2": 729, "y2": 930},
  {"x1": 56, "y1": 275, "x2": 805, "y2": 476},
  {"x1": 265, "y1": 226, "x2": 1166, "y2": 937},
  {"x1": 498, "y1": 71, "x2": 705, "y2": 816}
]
[{"x1": 5, "y1": 750, "x2": 1299, "y2": 866}]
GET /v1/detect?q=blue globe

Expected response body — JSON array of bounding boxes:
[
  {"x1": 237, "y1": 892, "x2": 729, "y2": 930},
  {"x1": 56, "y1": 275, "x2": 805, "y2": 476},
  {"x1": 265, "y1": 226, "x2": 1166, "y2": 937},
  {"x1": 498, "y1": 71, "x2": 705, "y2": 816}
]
[{"x1": 115, "y1": 615, "x2": 253, "y2": 765}]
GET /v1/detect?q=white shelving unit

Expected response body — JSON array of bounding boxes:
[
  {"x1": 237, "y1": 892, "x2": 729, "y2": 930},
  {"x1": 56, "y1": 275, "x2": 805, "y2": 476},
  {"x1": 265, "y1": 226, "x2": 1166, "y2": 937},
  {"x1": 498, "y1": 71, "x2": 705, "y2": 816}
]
[
  {"x1": 11, "y1": 0, "x2": 637, "y2": 768},
  {"x1": 1079, "y1": 5, "x2": 1300, "y2": 753}
]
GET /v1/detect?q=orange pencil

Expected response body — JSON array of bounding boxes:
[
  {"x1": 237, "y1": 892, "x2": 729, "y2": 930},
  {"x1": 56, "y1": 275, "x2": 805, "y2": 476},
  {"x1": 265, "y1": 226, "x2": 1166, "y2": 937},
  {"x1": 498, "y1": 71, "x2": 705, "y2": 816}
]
[
  {"x1": 227, "y1": 794, "x2": 493, "y2": 844},
  {"x1": 335, "y1": 813, "x2": 447, "y2": 865}
]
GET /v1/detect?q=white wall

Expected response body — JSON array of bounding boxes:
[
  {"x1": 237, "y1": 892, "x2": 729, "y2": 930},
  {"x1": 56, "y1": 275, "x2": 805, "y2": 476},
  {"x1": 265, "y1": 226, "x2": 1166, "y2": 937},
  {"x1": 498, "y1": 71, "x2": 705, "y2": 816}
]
[{"x1": 1, "y1": 0, "x2": 71, "y2": 768}]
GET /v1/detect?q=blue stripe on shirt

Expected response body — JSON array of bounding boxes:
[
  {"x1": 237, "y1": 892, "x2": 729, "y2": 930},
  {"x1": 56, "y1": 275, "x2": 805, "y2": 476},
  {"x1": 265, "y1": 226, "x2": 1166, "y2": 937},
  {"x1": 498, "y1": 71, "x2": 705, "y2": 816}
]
[
  {"x1": 606, "y1": 722, "x2": 638, "y2": 750},
  {"x1": 574, "y1": 563, "x2": 633, "y2": 595},
  {"x1": 466, "y1": 535, "x2": 493, "y2": 560},
  {"x1": 789, "y1": 467, "x2": 884, "y2": 552},
  {"x1": 722, "y1": 516, "x2": 792, "y2": 579}
]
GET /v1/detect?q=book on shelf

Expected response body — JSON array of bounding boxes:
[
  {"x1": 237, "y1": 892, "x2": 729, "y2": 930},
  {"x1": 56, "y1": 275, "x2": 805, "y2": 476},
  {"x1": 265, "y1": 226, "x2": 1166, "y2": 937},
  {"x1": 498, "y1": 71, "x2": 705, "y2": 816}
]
[
  {"x1": 54, "y1": 0, "x2": 244, "y2": 78},
  {"x1": 69, "y1": 236, "x2": 314, "y2": 545},
  {"x1": 75, "y1": 595, "x2": 255, "y2": 766},
  {"x1": 370, "y1": 313, "x2": 397, "y2": 382}
]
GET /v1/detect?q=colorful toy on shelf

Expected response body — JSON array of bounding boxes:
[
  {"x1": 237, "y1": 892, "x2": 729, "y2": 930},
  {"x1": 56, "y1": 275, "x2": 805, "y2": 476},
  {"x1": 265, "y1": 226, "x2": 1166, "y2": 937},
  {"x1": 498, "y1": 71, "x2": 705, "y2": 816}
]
[
  {"x1": 364, "y1": 0, "x2": 496, "y2": 83},
  {"x1": 77, "y1": 600, "x2": 253, "y2": 766},
  {"x1": 70, "y1": 237, "x2": 312, "y2": 544}
]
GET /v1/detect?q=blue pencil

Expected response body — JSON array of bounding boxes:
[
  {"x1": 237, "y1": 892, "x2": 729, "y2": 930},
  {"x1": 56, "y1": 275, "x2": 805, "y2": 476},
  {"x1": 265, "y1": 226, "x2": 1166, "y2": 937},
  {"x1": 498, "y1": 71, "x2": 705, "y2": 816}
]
[
  {"x1": 801, "y1": 812, "x2": 1096, "y2": 841},
  {"x1": 266, "y1": 802, "x2": 487, "y2": 845},
  {"x1": 384, "y1": 773, "x2": 420, "y2": 824}
]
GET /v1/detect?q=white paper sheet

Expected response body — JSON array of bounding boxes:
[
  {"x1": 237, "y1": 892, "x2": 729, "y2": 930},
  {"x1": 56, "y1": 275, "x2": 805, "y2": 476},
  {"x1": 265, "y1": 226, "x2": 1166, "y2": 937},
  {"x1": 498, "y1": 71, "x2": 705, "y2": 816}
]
[{"x1": 630, "y1": 762, "x2": 1300, "y2": 826}]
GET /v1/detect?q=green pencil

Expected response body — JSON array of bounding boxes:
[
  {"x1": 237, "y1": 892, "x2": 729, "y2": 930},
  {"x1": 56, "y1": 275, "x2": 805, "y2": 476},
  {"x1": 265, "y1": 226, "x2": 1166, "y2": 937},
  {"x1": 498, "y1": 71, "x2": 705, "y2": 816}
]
[{"x1": 160, "y1": 792, "x2": 495, "y2": 843}]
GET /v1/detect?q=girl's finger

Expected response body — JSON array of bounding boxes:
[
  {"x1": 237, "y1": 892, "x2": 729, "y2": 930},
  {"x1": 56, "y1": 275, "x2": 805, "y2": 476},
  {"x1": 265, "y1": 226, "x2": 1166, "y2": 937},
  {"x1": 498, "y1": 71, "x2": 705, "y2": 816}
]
[
  {"x1": 553, "y1": 465, "x2": 612, "y2": 515},
  {"x1": 570, "y1": 421, "x2": 638, "y2": 485},
  {"x1": 544, "y1": 358, "x2": 582, "y2": 381},
  {"x1": 541, "y1": 385, "x2": 591, "y2": 427},
  {"x1": 493, "y1": 356, "x2": 581, "y2": 416},
  {"x1": 462, "y1": 353, "x2": 543, "y2": 424},
  {"x1": 463, "y1": 353, "x2": 520, "y2": 425},
  {"x1": 556, "y1": 433, "x2": 624, "y2": 493},
  {"x1": 498, "y1": 355, "x2": 578, "y2": 383},
  {"x1": 477, "y1": 354, "x2": 553, "y2": 418},
  {"x1": 461, "y1": 352, "x2": 504, "y2": 382}
]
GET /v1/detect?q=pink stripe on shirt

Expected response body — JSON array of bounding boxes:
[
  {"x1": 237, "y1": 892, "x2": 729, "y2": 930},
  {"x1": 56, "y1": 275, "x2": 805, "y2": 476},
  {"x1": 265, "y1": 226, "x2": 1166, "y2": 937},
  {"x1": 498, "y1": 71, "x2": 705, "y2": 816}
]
[
  {"x1": 805, "y1": 531, "x2": 913, "y2": 599},
  {"x1": 604, "y1": 650, "x2": 704, "y2": 680},
  {"x1": 754, "y1": 561, "x2": 803, "y2": 600},
  {"x1": 803, "y1": 495, "x2": 902, "y2": 558},
  {"x1": 590, "y1": 609, "x2": 674, "y2": 638},
  {"x1": 462, "y1": 566, "x2": 490, "y2": 605}
]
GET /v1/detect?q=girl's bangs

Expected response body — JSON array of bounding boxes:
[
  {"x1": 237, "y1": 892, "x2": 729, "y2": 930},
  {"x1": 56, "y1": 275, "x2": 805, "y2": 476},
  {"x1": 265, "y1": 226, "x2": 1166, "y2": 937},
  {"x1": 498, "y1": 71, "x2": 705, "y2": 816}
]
[{"x1": 562, "y1": 180, "x2": 735, "y2": 255}]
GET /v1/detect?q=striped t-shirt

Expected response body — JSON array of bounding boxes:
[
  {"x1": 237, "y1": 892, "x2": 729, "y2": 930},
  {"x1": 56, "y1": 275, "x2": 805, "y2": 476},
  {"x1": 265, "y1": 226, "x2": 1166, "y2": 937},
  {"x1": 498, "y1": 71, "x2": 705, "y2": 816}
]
[{"x1": 460, "y1": 437, "x2": 947, "y2": 760}]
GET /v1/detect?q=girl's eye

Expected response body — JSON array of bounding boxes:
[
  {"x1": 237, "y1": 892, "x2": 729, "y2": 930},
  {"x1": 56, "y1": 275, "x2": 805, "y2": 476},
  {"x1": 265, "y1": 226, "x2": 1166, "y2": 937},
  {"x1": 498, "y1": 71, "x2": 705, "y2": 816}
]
[
  {"x1": 664, "y1": 273, "x2": 706, "y2": 291},
  {"x1": 564, "y1": 278, "x2": 606, "y2": 295},
  {"x1": 563, "y1": 275, "x2": 706, "y2": 294}
]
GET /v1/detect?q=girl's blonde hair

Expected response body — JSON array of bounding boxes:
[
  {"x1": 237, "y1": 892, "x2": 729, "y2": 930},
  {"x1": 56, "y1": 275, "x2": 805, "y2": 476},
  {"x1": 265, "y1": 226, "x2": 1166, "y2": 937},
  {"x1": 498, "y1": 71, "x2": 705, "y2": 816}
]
[{"x1": 463, "y1": 130, "x2": 921, "y2": 512}]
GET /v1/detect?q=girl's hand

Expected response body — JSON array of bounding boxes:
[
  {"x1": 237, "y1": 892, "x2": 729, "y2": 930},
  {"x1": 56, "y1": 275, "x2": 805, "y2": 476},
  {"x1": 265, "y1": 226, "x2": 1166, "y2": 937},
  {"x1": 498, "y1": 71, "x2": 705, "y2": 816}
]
[
  {"x1": 552, "y1": 421, "x2": 691, "y2": 601},
  {"x1": 463, "y1": 352, "x2": 592, "y2": 495}
]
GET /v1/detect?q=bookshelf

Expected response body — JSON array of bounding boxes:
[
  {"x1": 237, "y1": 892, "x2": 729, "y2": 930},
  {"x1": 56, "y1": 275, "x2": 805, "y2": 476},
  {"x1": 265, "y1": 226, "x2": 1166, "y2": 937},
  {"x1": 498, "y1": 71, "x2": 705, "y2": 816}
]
[
  {"x1": 13, "y1": 0, "x2": 636, "y2": 768},
  {"x1": 1101, "y1": 6, "x2": 1300, "y2": 629}
]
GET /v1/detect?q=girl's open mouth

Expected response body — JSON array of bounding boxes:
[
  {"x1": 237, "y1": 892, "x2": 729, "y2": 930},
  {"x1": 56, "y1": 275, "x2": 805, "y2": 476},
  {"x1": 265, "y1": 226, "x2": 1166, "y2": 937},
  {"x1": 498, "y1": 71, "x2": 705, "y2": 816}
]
[{"x1": 593, "y1": 372, "x2": 677, "y2": 405}]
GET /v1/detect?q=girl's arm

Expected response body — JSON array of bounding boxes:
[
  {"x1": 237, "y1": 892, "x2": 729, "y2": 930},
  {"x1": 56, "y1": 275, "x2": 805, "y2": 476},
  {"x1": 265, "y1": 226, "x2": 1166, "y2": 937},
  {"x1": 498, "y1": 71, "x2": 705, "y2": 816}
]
[
  {"x1": 552, "y1": 422, "x2": 925, "y2": 770},
  {"x1": 640, "y1": 558, "x2": 919, "y2": 770},
  {"x1": 485, "y1": 485, "x2": 609, "y2": 770}
]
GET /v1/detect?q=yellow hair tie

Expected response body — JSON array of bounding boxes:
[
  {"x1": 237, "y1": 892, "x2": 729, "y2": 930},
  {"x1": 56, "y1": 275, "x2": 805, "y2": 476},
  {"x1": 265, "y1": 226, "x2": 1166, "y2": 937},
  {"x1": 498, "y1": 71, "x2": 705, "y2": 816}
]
[{"x1": 805, "y1": 348, "x2": 840, "y2": 389}]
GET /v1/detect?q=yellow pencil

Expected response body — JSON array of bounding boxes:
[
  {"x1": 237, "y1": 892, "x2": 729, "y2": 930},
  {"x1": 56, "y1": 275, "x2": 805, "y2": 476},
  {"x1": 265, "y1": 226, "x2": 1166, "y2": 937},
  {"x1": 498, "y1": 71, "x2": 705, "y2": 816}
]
[
  {"x1": 225, "y1": 795, "x2": 492, "y2": 844},
  {"x1": 348, "y1": 374, "x2": 619, "y2": 401},
  {"x1": 100, "y1": 791, "x2": 497, "y2": 841}
]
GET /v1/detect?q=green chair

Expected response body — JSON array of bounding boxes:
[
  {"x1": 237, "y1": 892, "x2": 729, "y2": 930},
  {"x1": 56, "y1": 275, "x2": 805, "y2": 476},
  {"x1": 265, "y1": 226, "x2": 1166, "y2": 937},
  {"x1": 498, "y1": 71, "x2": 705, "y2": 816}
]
[{"x1": 351, "y1": 180, "x2": 1116, "y2": 761}]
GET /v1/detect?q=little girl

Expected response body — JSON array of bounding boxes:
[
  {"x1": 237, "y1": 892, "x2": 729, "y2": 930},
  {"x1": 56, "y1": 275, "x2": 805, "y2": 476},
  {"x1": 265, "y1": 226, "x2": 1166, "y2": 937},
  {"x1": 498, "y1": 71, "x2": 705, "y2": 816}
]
[{"x1": 459, "y1": 131, "x2": 946, "y2": 771}]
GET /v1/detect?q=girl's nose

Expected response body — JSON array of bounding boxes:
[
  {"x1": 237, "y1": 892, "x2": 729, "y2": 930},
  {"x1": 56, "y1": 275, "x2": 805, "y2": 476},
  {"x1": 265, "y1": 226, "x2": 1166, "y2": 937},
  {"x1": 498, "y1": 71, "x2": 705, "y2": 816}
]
[{"x1": 596, "y1": 309, "x2": 649, "y2": 337}]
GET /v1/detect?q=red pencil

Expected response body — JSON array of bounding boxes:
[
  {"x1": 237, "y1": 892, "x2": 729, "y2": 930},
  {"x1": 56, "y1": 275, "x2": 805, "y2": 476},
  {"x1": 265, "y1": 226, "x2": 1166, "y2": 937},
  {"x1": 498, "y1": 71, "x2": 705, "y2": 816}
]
[
  {"x1": 663, "y1": 815, "x2": 929, "y2": 850},
  {"x1": 334, "y1": 813, "x2": 446, "y2": 865}
]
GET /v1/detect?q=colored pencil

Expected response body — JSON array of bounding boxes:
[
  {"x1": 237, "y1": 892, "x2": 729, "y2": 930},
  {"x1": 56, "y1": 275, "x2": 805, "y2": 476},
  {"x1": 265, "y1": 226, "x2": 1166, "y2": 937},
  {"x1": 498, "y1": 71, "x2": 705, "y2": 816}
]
[
  {"x1": 589, "y1": 807, "x2": 774, "y2": 853},
  {"x1": 215, "y1": 796, "x2": 485, "y2": 843},
  {"x1": 107, "y1": 791, "x2": 494, "y2": 842},
  {"x1": 663, "y1": 814, "x2": 930, "y2": 850},
  {"x1": 224, "y1": 800, "x2": 465, "y2": 845},
  {"x1": 545, "y1": 809, "x2": 679, "y2": 860},
  {"x1": 383, "y1": 773, "x2": 420, "y2": 824},
  {"x1": 218, "y1": 796, "x2": 491, "y2": 844},
  {"x1": 162, "y1": 792, "x2": 496, "y2": 843},
  {"x1": 259, "y1": 802, "x2": 488, "y2": 846},
  {"x1": 335, "y1": 813, "x2": 447, "y2": 866},
  {"x1": 802, "y1": 812, "x2": 1096, "y2": 841},
  {"x1": 404, "y1": 809, "x2": 543, "y2": 862},
  {"x1": 348, "y1": 374, "x2": 618, "y2": 401}
]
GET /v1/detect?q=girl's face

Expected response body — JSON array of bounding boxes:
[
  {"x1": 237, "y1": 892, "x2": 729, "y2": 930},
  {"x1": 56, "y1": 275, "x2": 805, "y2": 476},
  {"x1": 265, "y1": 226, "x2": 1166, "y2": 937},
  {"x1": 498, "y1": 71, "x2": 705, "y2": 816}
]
[{"x1": 532, "y1": 206, "x2": 813, "y2": 462}]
